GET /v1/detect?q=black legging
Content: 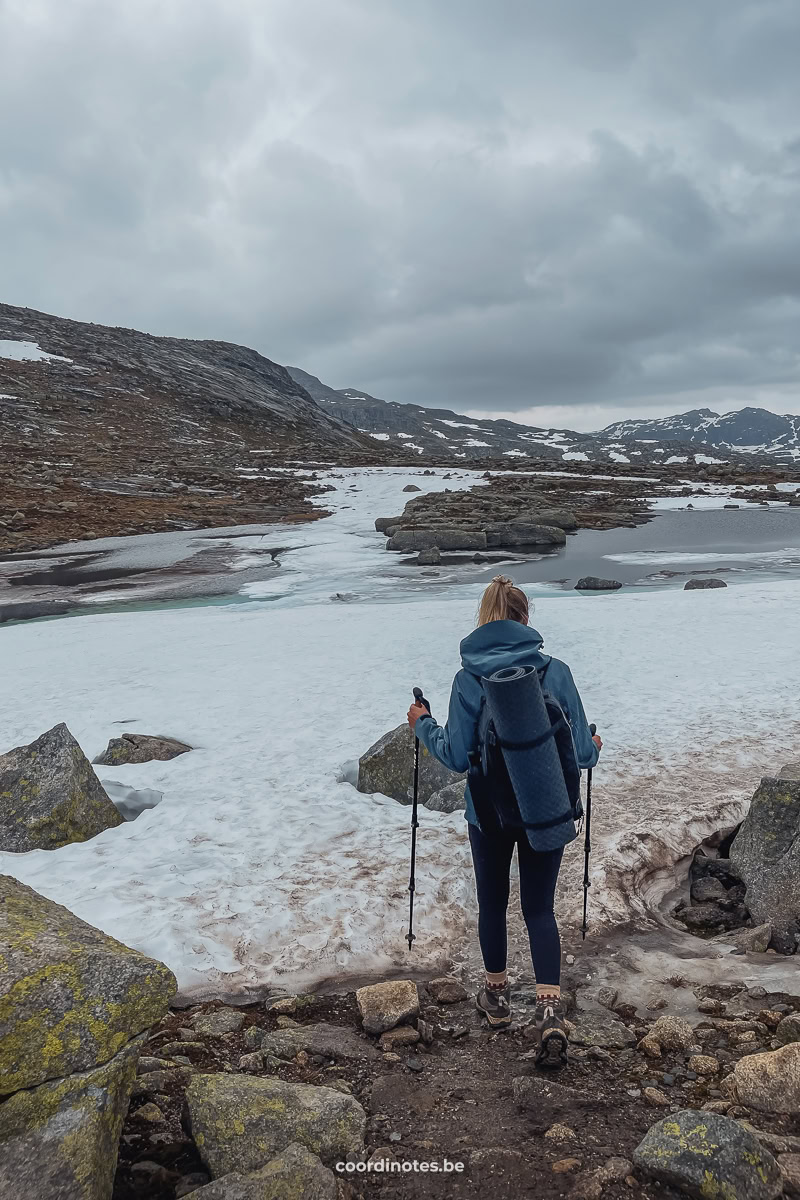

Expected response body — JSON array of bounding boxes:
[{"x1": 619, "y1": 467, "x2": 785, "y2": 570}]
[{"x1": 468, "y1": 822, "x2": 563, "y2": 985}]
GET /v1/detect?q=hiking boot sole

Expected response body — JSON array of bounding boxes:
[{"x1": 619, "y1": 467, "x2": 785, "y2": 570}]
[
  {"x1": 475, "y1": 999, "x2": 512, "y2": 1028},
  {"x1": 536, "y1": 1030, "x2": 568, "y2": 1070}
]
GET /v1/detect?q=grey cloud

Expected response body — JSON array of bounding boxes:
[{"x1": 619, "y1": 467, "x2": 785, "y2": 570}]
[{"x1": 1, "y1": 0, "x2": 800, "y2": 425}]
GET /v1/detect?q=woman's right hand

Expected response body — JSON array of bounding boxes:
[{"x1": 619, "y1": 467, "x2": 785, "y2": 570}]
[{"x1": 592, "y1": 733, "x2": 603, "y2": 752}]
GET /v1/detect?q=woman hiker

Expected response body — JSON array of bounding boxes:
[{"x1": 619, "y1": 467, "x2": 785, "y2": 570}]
[{"x1": 407, "y1": 575, "x2": 601, "y2": 1068}]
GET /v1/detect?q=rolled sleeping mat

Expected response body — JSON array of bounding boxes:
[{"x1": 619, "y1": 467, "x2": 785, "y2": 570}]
[{"x1": 483, "y1": 664, "x2": 578, "y2": 852}]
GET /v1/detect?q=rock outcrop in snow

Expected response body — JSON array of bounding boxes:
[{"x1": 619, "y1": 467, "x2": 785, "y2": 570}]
[
  {"x1": 357, "y1": 723, "x2": 464, "y2": 805},
  {"x1": 731, "y1": 775, "x2": 800, "y2": 952},
  {"x1": 0, "y1": 723, "x2": 122, "y2": 852}
]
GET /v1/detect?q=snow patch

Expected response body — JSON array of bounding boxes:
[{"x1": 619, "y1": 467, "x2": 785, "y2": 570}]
[{"x1": 0, "y1": 338, "x2": 73, "y2": 364}]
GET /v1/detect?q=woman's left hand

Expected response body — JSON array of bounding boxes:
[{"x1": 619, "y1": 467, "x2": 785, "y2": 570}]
[{"x1": 407, "y1": 703, "x2": 428, "y2": 731}]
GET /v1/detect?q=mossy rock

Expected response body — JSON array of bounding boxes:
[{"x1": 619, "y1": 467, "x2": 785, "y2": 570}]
[
  {"x1": 357, "y1": 723, "x2": 463, "y2": 805},
  {"x1": 633, "y1": 1108, "x2": 781, "y2": 1199},
  {"x1": 0, "y1": 723, "x2": 123, "y2": 852},
  {"x1": 0, "y1": 875, "x2": 176, "y2": 1094},
  {"x1": 183, "y1": 1143, "x2": 337, "y2": 1199},
  {"x1": 0, "y1": 1035, "x2": 142, "y2": 1200},
  {"x1": 185, "y1": 1073, "x2": 366, "y2": 1176}
]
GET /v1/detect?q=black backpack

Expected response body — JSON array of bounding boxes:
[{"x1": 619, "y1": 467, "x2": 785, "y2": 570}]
[{"x1": 466, "y1": 661, "x2": 583, "y2": 837}]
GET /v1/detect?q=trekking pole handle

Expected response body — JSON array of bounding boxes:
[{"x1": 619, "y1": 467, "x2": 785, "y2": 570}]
[
  {"x1": 413, "y1": 687, "x2": 431, "y2": 714},
  {"x1": 589, "y1": 723, "x2": 597, "y2": 735}
]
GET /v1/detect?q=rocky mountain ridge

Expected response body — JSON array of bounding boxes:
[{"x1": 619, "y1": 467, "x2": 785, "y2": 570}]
[
  {"x1": 288, "y1": 367, "x2": 800, "y2": 467},
  {"x1": 0, "y1": 303, "x2": 391, "y2": 551}
]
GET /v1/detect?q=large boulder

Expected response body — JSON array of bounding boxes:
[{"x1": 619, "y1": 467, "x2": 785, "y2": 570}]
[
  {"x1": 484, "y1": 523, "x2": 566, "y2": 548},
  {"x1": 527, "y1": 509, "x2": 578, "y2": 531},
  {"x1": 184, "y1": 1144, "x2": 337, "y2": 1199},
  {"x1": 424, "y1": 780, "x2": 467, "y2": 813},
  {"x1": 0, "y1": 875, "x2": 176, "y2": 1094},
  {"x1": 0, "y1": 1038, "x2": 142, "y2": 1200},
  {"x1": 779, "y1": 761, "x2": 800, "y2": 781},
  {"x1": 633, "y1": 1109, "x2": 781, "y2": 1200},
  {"x1": 185, "y1": 1074, "x2": 366, "y2": 1175},
  {"x1": 387, "y1": 529, "x2": 486, "y2": 552},
  {"x1": 0, "y1": 723, "x2": 123, "y2": 852},
  {"x1": 729, "y1": 1043, "x2": 800, "y2": 1115},
  {"x1": 357, "y1": 723, "x2": 464, "y2": 804},
  {"x1": 93, "y1": 732, "x2": 192, "y2": 766},
  {"x1": 730, "y1": 776, "x2": 800, "y2": 945}
]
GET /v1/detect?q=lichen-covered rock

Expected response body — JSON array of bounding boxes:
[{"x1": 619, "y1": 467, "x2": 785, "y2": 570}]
[
  {"x1": 0, "y1": 1037, "x2": 142, "y2": 1200},
  {"x1": 184, "y1": 1143, "x2": 337, "y2": 1198},
  {"x1": 357, "y1": 723, "x2": 464, "y2": 805},
  {"x1": 730, "y1": 1043, "x2": 800, "y2": 1114},
  {"x1": 356, "y1": 979, "x2": 419, "y2": 1035},
  {"x1": 730, "y1": 776, "x2": 800, "y2": 945},
  {"x1": 258, "y1": 1022, "x2": 380, "y2": 1063},
  {"x1": 93, "y1": 733, "x2": 192, "y2": 766},
  {"x1": 185, "y1": 1073, "x2": 366, "y2": 1176},
  {"x1": 570, "y1": 1005, "x2": 636, "y2": 1050},
  {"x1": 0, "y1": 723, "x2": 123, "y2": 852},
  {"x1": 0, "y1": 875, "x2": 176, "y2": 1094},
  {"x1": 633, "y1": 1109, "x2": 781, "y2": 1200},
  {"x1": 424, "y1": 780, "x2": 467, "y2": 813}
]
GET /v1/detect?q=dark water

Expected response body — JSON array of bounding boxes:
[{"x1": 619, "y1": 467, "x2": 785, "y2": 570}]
[{"x1": 510, "y1": 506, "x2": 800, "y2": 592}]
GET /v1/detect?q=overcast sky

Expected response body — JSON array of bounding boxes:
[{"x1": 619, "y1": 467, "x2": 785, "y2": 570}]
[{"x1": 2, "y1": 1, "x2": 800, "y2": 430}]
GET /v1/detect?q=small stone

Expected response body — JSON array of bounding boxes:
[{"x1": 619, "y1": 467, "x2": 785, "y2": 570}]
[
  {"x1": 644, "y1": 1087, "x2": 670, "y2": 1107},
  {"x1": 689, "y1": 1054, "x2": 720, "y2": 1076},
  {"x1": 382, "y1": 1052, "x2": 402, "y2": 1063},
  {"x1": 545, "y1": 1123, "x2": 576, "y2": 1141},
  {"x1": 552, "y1": 1158, "x2": 582, "y2": 1174},
  {"x1": 268, "y1": 996, "x2": 298, "y2": 1015},
  {"x1": 566, "y1": 954, "x2": 575, "y2": 965},
  {"x1": 638, "y1": 1036, "x2": 662, "y2": 1058},
  {"x1": 356, "y1": 980, "x2": 420, "y2": 1035},
  {"x1": 427, "y1": 976, "x2": 468, "y2": 1004},
  {"x1": 242, "y1": 1027, "x2": 266, "y2": 1051},
  {"x1": 368, "y1": 1146, "x2": 397, "y2": 1164},
  {"x1": 137, "y1": 1056, "x2": 174, "y2": 1074},
  {"x1": 731, "y1": 1042, "x2": 800, "y2": 1114},
  {"x1": 193, "y1": 1008, "x2": 246, "y2": 1036},
  {"x1": 379, "y1": 1025, "x2": 420, "y2": 1051},
  {"x1": 276, "y1": 1016, "x2": 299, "y2": 1029},
  {"x1": 417, "y1": 1019, "x2": 435, "y2": 1045},
  {"x1": 134, "y1": 1102, "x2": 166, "y2": 1123},
  {"x1": 703, "y1": 1100, "x2": 732, "y2": 1113},
  {"x1": 160, "y1": 1040, "x2": 207, "y2": 1058},
  {"x1": 759, "y1": 1011, "x2": 784, "y2": 1031},
  {"x1": 388, "y1": 1131, "x2": 402, "y2": 1143},
  {"x1": 295, "y1": 1050, "x2": 309, "y2": 1066},
  {"x1": 649, "y1": 1014, "x2": 695, "y2": 1052},
  {"x1": 662, "y1": 1074, "x2": 675, "y2": 1087},
  {"x1": 698, "y1": 997, "x2": 727, "y2": 1016},
  {"x1": 238, "y1": 1051, "x2": 264, "y2": 1072},
  {"x1": 406, "y1": 1056, "x2": 424, "y2": 1073}
]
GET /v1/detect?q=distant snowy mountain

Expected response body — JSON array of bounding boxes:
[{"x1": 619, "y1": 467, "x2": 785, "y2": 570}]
[
  {"x1": 288, "y1": 366, "x2": 636, "y2": 464},
  {"x1": 599, "y1": 407, "x2": 800, "y2": 463},
  {"x1": 288, "y1": 368, "x2": 796, "y2": 467}
]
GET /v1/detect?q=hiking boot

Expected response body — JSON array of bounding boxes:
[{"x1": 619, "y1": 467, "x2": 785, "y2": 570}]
[
  {"x1": 475, "y1": 984, "x2": 511, "y2": 1028},
  {"x1": 532, "y1": 995, "x2": 568, "y2": 1069}
]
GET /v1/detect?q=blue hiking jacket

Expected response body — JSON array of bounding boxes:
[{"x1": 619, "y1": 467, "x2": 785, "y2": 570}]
[{"x1": 415, "y1": 619, "x2": 599, "y2": 832}]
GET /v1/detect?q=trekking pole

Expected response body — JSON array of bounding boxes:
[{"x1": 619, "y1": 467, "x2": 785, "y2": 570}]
[
  {"x1": 407, "y1": 686, "x2": 431, "y2": 950},
  {"x1": 581, "y1": 723, "x2": 597, "y2": 941}
]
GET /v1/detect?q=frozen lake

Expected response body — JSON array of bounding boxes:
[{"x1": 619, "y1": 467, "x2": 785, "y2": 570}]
[{"x1": 2, "y1": 468, "x2": 800, "y2": 623}]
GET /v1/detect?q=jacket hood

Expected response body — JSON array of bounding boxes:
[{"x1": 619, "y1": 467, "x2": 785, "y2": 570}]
[{"x1": 459, "y1": 620, "x2": 549, "y2": 681}]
